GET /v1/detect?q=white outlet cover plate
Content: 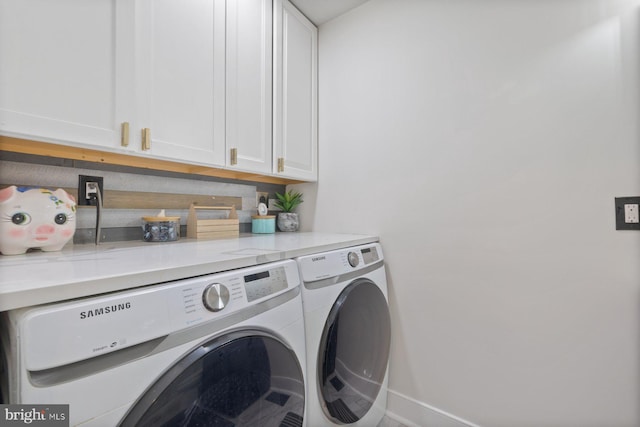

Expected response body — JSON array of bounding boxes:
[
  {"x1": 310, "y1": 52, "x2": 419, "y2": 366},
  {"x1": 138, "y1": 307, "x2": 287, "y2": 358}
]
[{"x1": 624, "y1": 204, "x2": 639, "y2": 223}]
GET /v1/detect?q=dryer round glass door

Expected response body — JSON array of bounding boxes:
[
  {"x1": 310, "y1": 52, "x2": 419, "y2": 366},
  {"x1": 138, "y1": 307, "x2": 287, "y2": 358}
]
[
  {"x1": 317, "y1": 278, "x2": 391, "y2": 424},
  {"x1": 119, "y1": 330, "x2": 305, "y2": 427}
]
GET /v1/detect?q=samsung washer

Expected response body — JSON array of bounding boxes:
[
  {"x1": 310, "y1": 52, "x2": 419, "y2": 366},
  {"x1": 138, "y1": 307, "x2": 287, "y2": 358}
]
[
  {"x1": 296, "y1": 243, "x2": 390, "y2": 427},
  {"x1": 0, "y1": 259, "x2": 306, "y2": 427}
]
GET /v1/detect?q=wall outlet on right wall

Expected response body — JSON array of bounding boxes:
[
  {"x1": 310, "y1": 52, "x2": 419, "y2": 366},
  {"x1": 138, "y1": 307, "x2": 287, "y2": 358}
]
[{"x1": 615, "y1": 197, "x2": 640, "y2": 230}]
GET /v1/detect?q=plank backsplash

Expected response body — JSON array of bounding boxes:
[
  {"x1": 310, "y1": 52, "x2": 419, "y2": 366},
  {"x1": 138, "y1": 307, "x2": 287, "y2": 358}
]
[{"x1": 0, "y1": 153, "x2": 285, "y2": 243}]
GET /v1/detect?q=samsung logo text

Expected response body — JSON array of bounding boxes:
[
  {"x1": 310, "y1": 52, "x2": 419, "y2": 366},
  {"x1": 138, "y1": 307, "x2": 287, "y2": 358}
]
[{"x1": 80, "y1": 302, "x2": 131, "y2": 319}]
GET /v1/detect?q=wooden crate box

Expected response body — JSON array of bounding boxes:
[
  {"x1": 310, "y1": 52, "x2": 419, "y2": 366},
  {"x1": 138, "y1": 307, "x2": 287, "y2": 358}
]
[{"x1": 187, "y1": 204, "x2": 239, "y2": 240}]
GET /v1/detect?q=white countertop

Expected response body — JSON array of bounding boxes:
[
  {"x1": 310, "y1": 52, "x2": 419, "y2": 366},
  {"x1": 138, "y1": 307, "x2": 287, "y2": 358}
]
[{"x1": 0, "y1": 232, "x2": 378, "y2": 312}]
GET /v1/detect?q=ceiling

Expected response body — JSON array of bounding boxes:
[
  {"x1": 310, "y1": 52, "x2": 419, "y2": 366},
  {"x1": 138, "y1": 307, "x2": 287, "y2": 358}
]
[{"x1": 288, "y1": 0, "x2": 370, "y2": 26}]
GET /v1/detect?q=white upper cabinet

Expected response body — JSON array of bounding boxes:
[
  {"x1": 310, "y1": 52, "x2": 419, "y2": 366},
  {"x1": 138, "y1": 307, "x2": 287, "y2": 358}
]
[
  {"x1": 0, "y1": 0, "x2": 318, "y2": 182},
  {"x1": 273, "y1": 0, "x2": 318, "y2": 181},
  {"x1": 0, "y1": 0, "x2": 134, "y2": 149},
  {"x1": 0, "y1": 0, "x2": 226, "y2": 166},
  {"x1": 226, "y1": 0, "x2": 273, "y2": 173},
  {"x1": 135, "y1": 0, "x2": 226, "y2": 165}
]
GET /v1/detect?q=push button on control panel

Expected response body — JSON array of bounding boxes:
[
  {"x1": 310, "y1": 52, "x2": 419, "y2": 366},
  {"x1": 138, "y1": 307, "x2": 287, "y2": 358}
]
[{"x1": 202, "y1": 283, "x2": 230, "y2": 312}]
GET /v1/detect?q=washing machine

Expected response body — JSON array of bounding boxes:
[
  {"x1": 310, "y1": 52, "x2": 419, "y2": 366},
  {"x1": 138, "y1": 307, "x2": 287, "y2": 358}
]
[
  {"x1": 296, "y1": 243, "x2": 391, "y2": 427},
  {"x1": 0, "y1": 259, "x2": 306, "y2": 427}
]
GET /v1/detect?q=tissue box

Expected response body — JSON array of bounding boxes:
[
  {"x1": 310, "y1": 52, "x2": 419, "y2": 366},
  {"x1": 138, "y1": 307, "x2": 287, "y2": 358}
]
[
  {"x1": 252, "y1": 215, "x2": 275, "y2": 234},
  {"x1": 142, "y1": 216, "x2": 180, "y2": 242}
]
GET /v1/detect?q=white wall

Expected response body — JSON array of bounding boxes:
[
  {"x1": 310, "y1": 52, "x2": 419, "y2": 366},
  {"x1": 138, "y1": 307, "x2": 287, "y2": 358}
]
[{"x1": 292, "y1": 0, "x2": 640, "y2": 426}]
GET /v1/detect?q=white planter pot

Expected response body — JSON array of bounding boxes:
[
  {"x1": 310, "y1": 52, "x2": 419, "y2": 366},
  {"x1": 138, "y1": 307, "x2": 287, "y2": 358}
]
[{"x1": 277, "y1": 212, "x2": 299, "y2": 232}]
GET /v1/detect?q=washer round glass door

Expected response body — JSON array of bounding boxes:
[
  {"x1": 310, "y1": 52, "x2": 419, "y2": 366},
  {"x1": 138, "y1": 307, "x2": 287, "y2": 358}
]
[
  {"x1": 317, "y1": 278, "x2": 391, "y2": 424},
  {"x1": 120, "y1": 330, "x2": 305, "y2": 427}
]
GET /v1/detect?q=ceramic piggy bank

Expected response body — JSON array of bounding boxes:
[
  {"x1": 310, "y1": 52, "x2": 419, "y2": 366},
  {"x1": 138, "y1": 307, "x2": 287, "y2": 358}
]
[{"x1": 0, "y1": 186, "x2": 77, "y2": 255}]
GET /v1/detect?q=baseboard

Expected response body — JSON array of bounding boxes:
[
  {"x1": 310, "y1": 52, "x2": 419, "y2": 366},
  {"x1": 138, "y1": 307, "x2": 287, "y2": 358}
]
[{"x1": 385, "y1": 389, "x2": 481, "y2": 427}]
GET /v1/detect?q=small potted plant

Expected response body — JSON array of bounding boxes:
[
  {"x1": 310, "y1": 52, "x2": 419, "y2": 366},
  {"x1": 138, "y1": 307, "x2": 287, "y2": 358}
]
[{"x1": 274, "y1": 190, "x2": 303, "y2": 231}]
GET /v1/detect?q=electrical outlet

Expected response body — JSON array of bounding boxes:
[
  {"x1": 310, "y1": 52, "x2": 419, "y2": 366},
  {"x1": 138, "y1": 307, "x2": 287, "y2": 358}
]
[
  {"x1": 615, "y1": 197, "x2": 640, "y2": 230},
  {"x1": 624, "y1": 204, "x2": 639, "y2": 223},
  {"x1": 256, "y1": 192, "x2": 269, "y2": 208},
  {"x1": 78, "y1": 175, "x2": 104, "y2": 206}
]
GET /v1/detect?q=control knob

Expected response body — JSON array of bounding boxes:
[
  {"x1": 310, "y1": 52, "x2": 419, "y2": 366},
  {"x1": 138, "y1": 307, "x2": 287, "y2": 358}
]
[
  {"x1": 347, "y1": 251, "x2": 359, "y2": 268},
  {"x1": 202, "y1": 283, "x2": 230, "y2": 312}
]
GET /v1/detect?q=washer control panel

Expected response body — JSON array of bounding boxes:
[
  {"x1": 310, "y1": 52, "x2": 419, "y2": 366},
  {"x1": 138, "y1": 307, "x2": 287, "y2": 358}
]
[
  {"x1": 18, "y1": 259, "x2": 300, "y2": 371},
  {"x1": 243, "y1": 266, "x2": 288, "y2": 302},
  {"x1": 179, "y1": 262, "x2": 296, "y2": 322}
]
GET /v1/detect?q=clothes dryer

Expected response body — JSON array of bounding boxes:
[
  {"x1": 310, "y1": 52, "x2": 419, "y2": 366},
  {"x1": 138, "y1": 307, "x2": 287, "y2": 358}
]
[
  {"x1": 1, "y1": 259, "x2": 306, "y2": 427},
  {"x1": 296, "y1": 243, "x2": 390, "y2": 427}
]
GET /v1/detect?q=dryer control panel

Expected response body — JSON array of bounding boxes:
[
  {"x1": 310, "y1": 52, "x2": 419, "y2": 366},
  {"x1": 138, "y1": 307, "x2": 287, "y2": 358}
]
[{"x1": 297, "y1": 243, "x2": 383, "y2": 282}]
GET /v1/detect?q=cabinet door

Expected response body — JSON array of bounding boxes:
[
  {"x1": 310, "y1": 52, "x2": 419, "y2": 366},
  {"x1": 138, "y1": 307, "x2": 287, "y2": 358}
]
[
  {"x1": 135, "y1": 0, "x2": 225, "y2": 166},
  {"x1": 226, "y1": 0, "x2": 273, "y2": 173},
  {"x1": 0, "y1": 0, "x2": 134, "y2": 149},
  {"x1": 273, "y1": 0, "x2": 318, "y2": 181}
]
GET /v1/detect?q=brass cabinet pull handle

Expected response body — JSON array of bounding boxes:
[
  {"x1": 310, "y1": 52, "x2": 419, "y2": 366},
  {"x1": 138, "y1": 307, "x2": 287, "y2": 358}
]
[
  {"x1": 278, "y1": 157, "x2": 285, "y2": 173},
  {"x1": 230, "y1": 148, "x2": 238, "y2": 165},
  {"x1": 141, "y1": 128, "x2": 151, "y2": 151},
  {"x1": 121, "y1": 122, "x2": 130, "y2": 147}
]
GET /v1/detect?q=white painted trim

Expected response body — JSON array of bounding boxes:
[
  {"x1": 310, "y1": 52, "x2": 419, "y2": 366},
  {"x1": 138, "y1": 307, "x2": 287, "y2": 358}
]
[{"x1": 385, "y1": 389, "x2": 482, "y2": 427}]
